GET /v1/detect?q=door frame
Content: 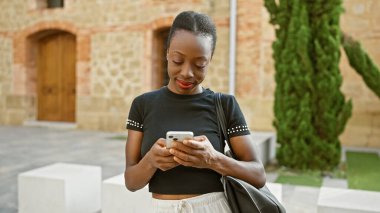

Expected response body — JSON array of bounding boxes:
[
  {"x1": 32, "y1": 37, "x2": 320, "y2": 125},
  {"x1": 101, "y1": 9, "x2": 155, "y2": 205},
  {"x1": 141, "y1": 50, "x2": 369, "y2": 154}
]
[{"x1": 27, "y1": 29, "x2": 77, "y2": 123}]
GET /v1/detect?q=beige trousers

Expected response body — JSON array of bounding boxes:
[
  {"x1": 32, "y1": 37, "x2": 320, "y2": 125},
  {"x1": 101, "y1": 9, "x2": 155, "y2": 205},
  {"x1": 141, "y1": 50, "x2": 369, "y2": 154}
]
[{"x1": 152, "y1": 192, "x2": 232, "y2": 213}]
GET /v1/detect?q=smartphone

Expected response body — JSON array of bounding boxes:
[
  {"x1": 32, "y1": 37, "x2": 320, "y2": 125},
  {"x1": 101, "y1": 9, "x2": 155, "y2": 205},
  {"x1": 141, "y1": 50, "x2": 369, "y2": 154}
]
[{"x1": 166, "y1": 131, "x2": 194, "y2": 148}]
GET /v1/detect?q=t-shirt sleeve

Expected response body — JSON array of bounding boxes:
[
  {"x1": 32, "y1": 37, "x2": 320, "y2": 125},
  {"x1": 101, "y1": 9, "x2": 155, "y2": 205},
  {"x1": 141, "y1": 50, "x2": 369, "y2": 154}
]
[
  {"x1": 126, "y1": 95, "x2": 144, "y2": 132},
  {"x1": 223, "y1": 94, "x2": 250, "y2": 139}
]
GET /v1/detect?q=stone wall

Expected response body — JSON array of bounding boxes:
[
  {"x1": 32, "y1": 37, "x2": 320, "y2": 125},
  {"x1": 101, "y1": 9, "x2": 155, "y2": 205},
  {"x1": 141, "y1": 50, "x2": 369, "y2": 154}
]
[
  {"x1": 0, "y1": 0, "x2": 379, "y2": 147},
  {"x1": 235, "y1": 0, "x2": 276, "y2": 132},
  {"x1": 339, "y1": 0, "x2": 380, "y2": 147},
  {"x1": 0, "y1": 0, "x2": 230, "y2": 132}
]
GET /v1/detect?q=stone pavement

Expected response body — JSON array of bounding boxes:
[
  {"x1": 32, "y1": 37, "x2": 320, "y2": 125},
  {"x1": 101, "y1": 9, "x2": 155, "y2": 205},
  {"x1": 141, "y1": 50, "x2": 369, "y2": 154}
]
[
  {"x1": 0, "y1": 125, "x2": 126, "y2": 213},
  {"x1": 0, "y1": 125, "x2": 344, "y2": 213}
]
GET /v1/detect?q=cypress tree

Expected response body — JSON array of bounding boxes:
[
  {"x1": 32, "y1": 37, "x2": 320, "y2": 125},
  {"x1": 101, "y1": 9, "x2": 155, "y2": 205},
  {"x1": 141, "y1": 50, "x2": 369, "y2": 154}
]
[
  {"x1": 342, "y1": 34, "x2": 380, "y2": 98},
  {"x1": 264, "y1": 0, "x2": 352, "y2": 170}
]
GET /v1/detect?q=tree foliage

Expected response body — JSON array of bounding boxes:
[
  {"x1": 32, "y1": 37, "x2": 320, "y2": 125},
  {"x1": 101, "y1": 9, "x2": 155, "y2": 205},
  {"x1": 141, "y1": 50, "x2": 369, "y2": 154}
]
[
  {"x1": 342, "y1": 34, "x2": 380, "y2": 98},
  {"x1": 264, "y1": 0, "x2": 352, "y2": 170}
]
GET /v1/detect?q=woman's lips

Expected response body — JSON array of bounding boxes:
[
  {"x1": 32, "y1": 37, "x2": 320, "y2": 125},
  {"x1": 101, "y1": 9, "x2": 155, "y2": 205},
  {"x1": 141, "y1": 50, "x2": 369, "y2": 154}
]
[{"x1": 176, "y1": 80, "x2": 194, "y2": 89}]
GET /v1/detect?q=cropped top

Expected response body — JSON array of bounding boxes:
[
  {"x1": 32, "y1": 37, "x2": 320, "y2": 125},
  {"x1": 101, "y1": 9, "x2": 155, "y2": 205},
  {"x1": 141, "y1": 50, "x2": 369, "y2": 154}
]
[{"x1": 126, "y1": 86, "x2": 250, "y2": 194}]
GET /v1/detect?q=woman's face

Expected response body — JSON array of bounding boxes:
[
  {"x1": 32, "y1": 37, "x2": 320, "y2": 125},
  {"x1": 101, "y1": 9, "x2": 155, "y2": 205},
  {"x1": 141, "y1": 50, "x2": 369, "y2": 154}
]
[{"x1": 166, "y1": 30, "x2": 213, "y2": 95}]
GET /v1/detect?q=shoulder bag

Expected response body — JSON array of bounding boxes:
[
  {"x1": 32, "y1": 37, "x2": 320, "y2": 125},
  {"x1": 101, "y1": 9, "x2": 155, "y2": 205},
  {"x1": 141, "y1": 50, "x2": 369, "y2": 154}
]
[{"x1": 215, "y1": 92, "x2": 286, "y2": 213}]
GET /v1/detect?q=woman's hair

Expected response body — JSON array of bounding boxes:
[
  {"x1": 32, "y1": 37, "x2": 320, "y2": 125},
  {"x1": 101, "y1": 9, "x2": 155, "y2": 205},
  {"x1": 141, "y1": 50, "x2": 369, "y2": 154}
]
[{"x1": 167, "y1": 11, "x2": 217, "y2": 57}]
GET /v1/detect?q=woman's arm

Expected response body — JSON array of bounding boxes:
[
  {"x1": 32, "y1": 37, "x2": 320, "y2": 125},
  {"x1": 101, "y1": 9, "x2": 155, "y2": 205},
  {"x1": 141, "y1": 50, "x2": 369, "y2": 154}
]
[
  {"x1": 170, "y1": 135, "x2": 266, "y2": 188},
  {"x1": 124, "y1": 130, "x2": 155, "y2": 191},
  {"x1": 211, "y1": 135, "x2": 266, "y2": 188},
  {"x1": 124, "y1": 130, "x2": 179, "y2": 191}
]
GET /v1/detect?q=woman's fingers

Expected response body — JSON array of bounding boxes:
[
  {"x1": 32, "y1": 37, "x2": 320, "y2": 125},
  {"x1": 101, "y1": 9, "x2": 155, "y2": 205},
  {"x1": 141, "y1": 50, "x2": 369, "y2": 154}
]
[
  {"x1": 152, "y1": 135, "x2": 216, "y2": 169},
  {"x1": 157, "y1": 155, "x2": 177, "y2": 163},
  {"x1": 171, "y1": 141, "x2": 203, "y2": 154},
  {"x1": 157, "y1": 162, "x2": 179, "y2": 171},
  {"x1": 193, "y1": 135, "x2": 207, "y2": 141},
  {"x1": 157, "y1": 147, "x2": 172, "y2": 156},
  {"x1": 153, "y1": 139, "x2": 173, "y2": 157},
  {"x1": 157, "y1": 139, "x2": 166, "y2": 146},
  {"x1": 170, "y1": 148, "x2": 201, "y2": 163},
  {"x1": 173, "y1": 156, "x2": 193, "y2": 167},
  {"x1": 183, "y1": 139, "x2": 205, "y2": 149}
]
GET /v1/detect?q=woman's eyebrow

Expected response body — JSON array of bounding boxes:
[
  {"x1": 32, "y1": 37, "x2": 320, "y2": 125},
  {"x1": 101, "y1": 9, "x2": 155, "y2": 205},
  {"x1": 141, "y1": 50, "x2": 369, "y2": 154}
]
[
  {"x1": 195, "y1": 56, "x2": 208, "y2": 60},
  {"x1": 172, "y1": 50, "x2": 185, "y2": 55},
  {"x1": 171, "y1": 50, "x2": 208, "y2": 60}
]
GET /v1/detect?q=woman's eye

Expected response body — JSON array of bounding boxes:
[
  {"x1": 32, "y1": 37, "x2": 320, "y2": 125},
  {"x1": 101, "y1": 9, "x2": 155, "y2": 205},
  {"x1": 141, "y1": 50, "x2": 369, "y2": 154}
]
[
  {"x1": 196, "y1": 64, "x2": 207, "y2": 69},
  {"x1": 173, "y1": 61, "x2": 183, "y2": 65}
]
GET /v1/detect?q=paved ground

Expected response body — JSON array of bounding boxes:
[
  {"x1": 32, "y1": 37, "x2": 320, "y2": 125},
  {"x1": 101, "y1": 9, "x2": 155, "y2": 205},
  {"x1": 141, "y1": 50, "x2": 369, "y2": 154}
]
[
  {"x1": 0, "y1": 125, "x2": 126, "y2": 213},
  {"x1": 0, "y1": 125, "x2": 339, "y2": 213}
]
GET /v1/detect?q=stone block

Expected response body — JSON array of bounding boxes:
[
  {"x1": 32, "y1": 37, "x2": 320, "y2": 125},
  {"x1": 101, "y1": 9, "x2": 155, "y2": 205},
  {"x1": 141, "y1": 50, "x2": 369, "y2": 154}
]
[
  {"x1": 318, "y1": 187, "x2": 380, "y2": 213},
  {"x1": 346, "y1": 113, "x2": 373, "y2": 127},
  {"x1": 5, "y1": 95, "x2": 26, "y2": 109},
  {"x1": 102, "y1": 173, "x2": 153, "y2": 213},
  {"x1": 266, "y1": 182, "x2": 283, "y2": 204},
  {"x1": 340, "y1": 125, "x2": 372, "y2": 145},
  {"x1": 0, "y1": 110, "x2": 6, "y2": 123},
  {"x1": 107, "y1": 97, "x2": 126, "y2": 112},
  {"x1": 250, "y1": 131, "x2": 277, "y2": 165},
  {"x1": 322, "y1": 177, "x2": 348, "y2": 189},
  {"x1": 352, "y1": 100, "x2": 380, "y2": 114},
  {"x1": 250, "y1": 116, "x2": 275, "y2": 132},
  {"x1": 76, "y1": 113, "x2": 101, "y2": 130},
  {"x1": 6, "y1": 110, "x2": 26, "y2": 125},
  {"x1": 368, "y1": 133, "x2": 380, "y2": 148},
  {"x1": 97, "y1": 114, "x2": 124, "y2": 132},
  {"x1": 77, "y1": 97, "x2": 108, "y2": 112},
  {"x1": 18, "y1": 163, "x2": 101, "y2": 213},
  {"x1": 373, "y1": 114, "x2": 380, "y2": 128}
]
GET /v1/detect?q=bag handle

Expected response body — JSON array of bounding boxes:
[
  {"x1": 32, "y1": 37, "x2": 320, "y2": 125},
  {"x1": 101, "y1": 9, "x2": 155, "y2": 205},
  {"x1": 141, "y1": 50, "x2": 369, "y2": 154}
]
[{"x1": 215, "y1": 92, "x2": 236, "y2": 159}]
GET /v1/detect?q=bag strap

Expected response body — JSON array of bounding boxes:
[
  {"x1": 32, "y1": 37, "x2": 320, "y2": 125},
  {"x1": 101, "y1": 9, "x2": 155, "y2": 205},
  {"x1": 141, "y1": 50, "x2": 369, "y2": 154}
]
[
  {"x1": 215, "y1": 92, "x2": 236, "y2": 159},
  {"x1": 216, "y1": 93, "x2": 286, "y2": 213}
]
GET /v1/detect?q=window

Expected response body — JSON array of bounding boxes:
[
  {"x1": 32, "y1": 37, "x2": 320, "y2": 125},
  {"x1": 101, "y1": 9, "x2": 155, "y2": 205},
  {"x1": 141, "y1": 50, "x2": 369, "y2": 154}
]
[
  {"x1": 30, "y1": 0, "x2": 64, "y2": 10},
  {"x1": 47, "y1": 0, "x2": 64, "y2": 8}
]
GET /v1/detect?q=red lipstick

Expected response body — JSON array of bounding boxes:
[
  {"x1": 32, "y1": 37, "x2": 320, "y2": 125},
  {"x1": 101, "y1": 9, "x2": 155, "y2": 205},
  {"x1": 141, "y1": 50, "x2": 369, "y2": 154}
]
[{"x1": 176, "y1": 80, "x2": 194, "y2": 89}]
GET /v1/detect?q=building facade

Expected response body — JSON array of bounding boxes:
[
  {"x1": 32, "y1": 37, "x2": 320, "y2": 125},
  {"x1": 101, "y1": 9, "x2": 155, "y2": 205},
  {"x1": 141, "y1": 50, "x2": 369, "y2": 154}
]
[{"x1": 0, "y1": 0, "x2": 379, "y2": 147}]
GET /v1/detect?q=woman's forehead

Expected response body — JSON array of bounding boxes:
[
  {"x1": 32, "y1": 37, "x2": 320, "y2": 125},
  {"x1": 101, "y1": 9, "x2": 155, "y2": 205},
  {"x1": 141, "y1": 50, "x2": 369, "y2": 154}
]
[{"x1": 168, "y1": 30, "x2": 213, "y2": 58}]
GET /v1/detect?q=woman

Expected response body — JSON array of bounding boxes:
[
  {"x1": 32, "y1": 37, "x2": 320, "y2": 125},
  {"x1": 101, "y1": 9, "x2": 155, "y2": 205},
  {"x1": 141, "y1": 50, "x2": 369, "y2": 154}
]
[{"x1": 125, "y1": 11, "x2": 266, "y2": 213}]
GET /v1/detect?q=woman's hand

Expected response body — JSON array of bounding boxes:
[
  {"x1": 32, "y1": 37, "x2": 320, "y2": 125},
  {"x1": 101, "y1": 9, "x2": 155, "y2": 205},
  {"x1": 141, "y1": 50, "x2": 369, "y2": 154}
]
[
  {"x1": 147, "y1": 138, "x2": 179, "y2": 171},
  {"x1": 168, "y1": 134, "x2": 266, "y2": 188},
  {"x1": 169, "y1": 135, "x2": 222, "y2": 169}
]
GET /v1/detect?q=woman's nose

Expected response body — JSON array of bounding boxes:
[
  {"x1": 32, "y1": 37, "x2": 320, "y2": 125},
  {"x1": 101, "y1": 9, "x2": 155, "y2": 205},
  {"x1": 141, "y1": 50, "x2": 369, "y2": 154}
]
[{"x1": 180, "y1": 63, "x2": 194, "y2": 78}]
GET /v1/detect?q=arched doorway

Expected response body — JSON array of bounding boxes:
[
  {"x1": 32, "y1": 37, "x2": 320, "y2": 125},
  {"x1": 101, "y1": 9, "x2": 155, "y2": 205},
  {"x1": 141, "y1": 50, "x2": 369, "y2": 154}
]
[
  {"x1": 36, "y1": 31, "x2": 76, "y2": 122},
  {"x1": 152, "y1": 27, "x2": 170, "y2": 89}
]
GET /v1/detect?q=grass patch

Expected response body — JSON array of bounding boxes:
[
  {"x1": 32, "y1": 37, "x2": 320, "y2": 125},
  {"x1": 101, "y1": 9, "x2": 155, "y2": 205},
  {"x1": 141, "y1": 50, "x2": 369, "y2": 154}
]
[
  {"x1": 268, "y1": 151, "x2": 380, "y2": 191},
  {"x1": 107, "y1": 135, "x2": 127, "y2": 140},
  {"x1": 346, "y1": 151, "x2": 380, "y2": 192},
  {"x1": 275, "y1": 170, "x2": 322, "y2": 187}
]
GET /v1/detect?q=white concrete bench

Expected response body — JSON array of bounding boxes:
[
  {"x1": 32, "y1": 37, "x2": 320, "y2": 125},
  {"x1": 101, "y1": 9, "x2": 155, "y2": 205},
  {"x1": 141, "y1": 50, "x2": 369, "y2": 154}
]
[
  {"x1": 251, "y1": 131, "x2": 277, "y2": 165},
  {"x1": 266, "y1": 182, "x2": 283, "y2": 204},
  {"x1": 318, "y1": 187, "x2": 380, "y2": 213},
  {"x1": 102, "y1": 174, "x2": 153, "y2": 213},
  {"x1": 18, "y1": 163, "x2": 101, "y2": 213}
]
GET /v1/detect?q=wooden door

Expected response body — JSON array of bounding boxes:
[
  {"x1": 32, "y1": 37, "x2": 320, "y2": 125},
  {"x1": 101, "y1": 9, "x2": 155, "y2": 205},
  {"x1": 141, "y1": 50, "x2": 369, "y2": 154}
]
[
  {"x1": 152, "y1": 28, "x2": 170, "y2": 89},
  {"x1": 37, "y1": 32, "x2": 76, "y2": 122}
]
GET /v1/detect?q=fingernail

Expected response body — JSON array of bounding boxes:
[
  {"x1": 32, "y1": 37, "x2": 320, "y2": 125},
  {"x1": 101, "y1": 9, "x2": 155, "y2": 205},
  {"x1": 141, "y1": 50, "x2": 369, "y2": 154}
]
[{"x1": 169, "y1": 149, "x2": 174, "y2": 154}]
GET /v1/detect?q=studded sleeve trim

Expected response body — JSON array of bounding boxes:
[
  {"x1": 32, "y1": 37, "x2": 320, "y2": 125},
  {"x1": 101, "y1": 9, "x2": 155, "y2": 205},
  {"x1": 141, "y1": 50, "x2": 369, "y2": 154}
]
[
  {"x1": 223, "y1": 94, "x2": 250, "y2": 138},
  {"x1": 126, "y1": 95, "x2": 144, "y2": 132}
]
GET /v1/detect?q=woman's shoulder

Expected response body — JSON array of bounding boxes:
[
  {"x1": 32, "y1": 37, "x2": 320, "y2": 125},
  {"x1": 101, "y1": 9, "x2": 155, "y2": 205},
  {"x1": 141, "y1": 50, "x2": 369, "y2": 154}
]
[
  {"x1": 132, "y1": 87, "x2": 164, "y2": 103},
  {"x1": 213, "y1": 91, "x2": 236, "y2": 102}
]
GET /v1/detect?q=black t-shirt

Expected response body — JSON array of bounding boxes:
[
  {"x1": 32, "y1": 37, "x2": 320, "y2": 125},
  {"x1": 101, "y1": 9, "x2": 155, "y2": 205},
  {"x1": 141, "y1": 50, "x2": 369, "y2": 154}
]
[{"x1": 126, "y1": 86, "x2": 250, "y2": 194}]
